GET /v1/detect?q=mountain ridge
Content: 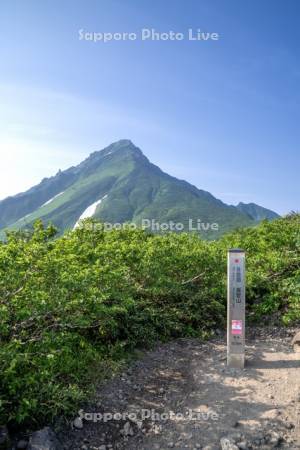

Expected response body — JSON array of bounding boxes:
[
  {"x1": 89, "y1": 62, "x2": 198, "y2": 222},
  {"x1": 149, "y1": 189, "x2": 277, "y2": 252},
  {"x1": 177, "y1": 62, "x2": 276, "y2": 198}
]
[{"x1": 0, "y1": 140, "x2": 279, "y2": 239}]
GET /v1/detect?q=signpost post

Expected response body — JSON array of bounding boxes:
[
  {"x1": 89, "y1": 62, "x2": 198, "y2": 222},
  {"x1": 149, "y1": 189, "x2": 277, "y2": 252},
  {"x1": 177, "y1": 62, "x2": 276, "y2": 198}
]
[{"x1": 227, "y1": 249, "x2": 246, "y2": 369}]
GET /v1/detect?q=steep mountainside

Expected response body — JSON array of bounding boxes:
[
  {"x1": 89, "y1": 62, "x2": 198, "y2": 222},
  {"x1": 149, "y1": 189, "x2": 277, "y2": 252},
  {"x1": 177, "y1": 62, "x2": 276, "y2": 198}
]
[{"x1": 0, "y1": 140, "x2": 279, "y2": 238}]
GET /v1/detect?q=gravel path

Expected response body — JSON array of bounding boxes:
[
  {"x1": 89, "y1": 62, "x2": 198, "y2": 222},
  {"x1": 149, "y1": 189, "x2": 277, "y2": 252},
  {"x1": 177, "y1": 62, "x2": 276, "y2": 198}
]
[{"x1": 59, "y1": 328, "x2": 300, "y2": 450}]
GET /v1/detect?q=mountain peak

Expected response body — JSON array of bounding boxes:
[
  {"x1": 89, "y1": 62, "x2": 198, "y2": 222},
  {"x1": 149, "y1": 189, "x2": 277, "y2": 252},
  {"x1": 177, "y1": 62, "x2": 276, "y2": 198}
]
[
  {"x1": 114, "y1": 138, "x2": 134, "y2": 146},
  {"x1": 0, "y1": 140, "x2": 280, "y2": 239},
  {"x1": 76, "y1": 139, "x2": 145, "y2": 173},
  {"x1": 106, "y1": 139, "x2": 144, "y2": 155},
  {"x1": 89, "y1": 139, "x2": 144, "y2": 159}
]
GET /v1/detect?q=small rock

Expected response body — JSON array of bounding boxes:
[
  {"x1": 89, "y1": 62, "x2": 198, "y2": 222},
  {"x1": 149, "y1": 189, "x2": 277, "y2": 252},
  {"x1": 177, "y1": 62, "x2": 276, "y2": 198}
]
[
  {"x1": 128, "y1": 416, "x2": 143, "y2": 429},
  {"x1": 236, "y1": 442, "x2": 248, "y2": 450},
  {"x1": 220, "y1": 437, "x2": 239, "y2": 450},
  {"x1": 168, "y1": 443, "x2": 175, "y2": 448},
  {"x1": 120, "y1": 421, "x2": 134, "y2": 437},
  {"x1": 285, "y1": 422, "x2": 294, "y2": 429},
  {"x1": 98, "y1": 446, "x2": 106, "y2": 450},
  {"x1": 28, "y1": 427, "x2": 62, "y2": 450},
  {"x1": 261, "y1": 409, "x2": 280, "y2": 420},
  {"x1": 73, "y1": 417, "x2": 84, "y2": 430},
  {"x1": 291, "y1": 331, "x2": 300, "y2": 352},
  {"x1": 135, "y1": 420, "x2": 143, "y2": 429},
  {"x1": 267, "y1": 431, "x2": 281, "y2": 446},
  {"x1": 0, "y1": 425, "x2": 10, "y2": 449},
  {"x1": 260, "y1": 437, "x2": 267, "y2": 445},
  {"x1": 17, "y1": 440, "x2": 28, "y2": 449},
  {"x1": 81, "y1": 446, "x2": 88, "y2": 450},
  {"x1": 232, "y1": 421, "x2": 241, "y2": 428},
  {"x1": 229, "y1": 433, "x2": 242, "y2": 442}
]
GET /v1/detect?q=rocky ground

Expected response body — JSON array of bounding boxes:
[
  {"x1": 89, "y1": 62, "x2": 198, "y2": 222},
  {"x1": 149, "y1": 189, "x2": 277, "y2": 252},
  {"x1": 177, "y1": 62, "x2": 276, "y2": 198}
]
[
  {"x1": 57, "y1": 327, "x2": 300, "y2": 450},
  {"x1": 5, "y1": 327, "x2": 300, "y2": 450}
]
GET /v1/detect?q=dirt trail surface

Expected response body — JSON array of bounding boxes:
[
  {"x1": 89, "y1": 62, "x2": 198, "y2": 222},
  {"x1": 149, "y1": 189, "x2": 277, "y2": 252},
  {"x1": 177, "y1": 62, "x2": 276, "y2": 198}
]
[{"x1": 59, "y1": 328, "x2": 300, "y2": 450}]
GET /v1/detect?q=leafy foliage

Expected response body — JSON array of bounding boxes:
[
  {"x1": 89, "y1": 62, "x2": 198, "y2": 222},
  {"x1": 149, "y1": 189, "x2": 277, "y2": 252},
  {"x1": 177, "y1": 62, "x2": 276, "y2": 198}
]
[
  {"x1": 222, "y1": 213, "x2": 300, "y2": 323},
  {"x1": 0, "y1": 214, "x2": 299, "y2": 426}
]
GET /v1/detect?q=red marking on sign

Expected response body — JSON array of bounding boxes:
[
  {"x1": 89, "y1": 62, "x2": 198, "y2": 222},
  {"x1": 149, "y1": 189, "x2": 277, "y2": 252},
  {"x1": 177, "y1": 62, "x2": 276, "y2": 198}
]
[
  {"x1": 232, "y1": 320, "x2": 242, "y2": 335},
  {"x1": 235, "y1": 259, "x2": 240, "y2": 263}
]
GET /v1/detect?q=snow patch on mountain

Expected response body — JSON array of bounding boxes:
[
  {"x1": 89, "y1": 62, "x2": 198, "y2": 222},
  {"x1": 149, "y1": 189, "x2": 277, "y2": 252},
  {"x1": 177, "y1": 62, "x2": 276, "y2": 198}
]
[
  {"x1": 73, "y1": 195, "x2": 108, "y2": 229},
  {"x1": 42, "y1": 191, "x2": 65, "y2": 207}
]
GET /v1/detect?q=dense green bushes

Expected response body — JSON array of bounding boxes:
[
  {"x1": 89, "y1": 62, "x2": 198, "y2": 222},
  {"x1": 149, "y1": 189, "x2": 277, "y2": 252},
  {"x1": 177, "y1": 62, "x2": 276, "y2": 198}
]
[
  {"x1": 0, "y1": 215, "x2": 299, "y2": 426},
  {"x1": 222, "y1": 213, "x2": 300, "y2": 323}
]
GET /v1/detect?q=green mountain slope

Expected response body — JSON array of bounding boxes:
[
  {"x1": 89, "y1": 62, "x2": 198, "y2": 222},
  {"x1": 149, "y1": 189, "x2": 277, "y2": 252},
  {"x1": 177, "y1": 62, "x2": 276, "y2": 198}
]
[
  {"x1": 236, "y1": 202, "x2": 280, "y2": 222},
  {"x1": 0, "y1": 140, "x2": 279, "y2": 238}
]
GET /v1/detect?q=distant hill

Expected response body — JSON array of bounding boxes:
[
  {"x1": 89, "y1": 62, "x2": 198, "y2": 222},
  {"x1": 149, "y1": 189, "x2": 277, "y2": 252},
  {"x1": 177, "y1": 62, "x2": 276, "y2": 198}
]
[
  {"x1": 0, "y1": 140, "x2": 279, "y2": 239},
  {"x1": 236, "y1": 202, "x2": 280, "y2": 222}
]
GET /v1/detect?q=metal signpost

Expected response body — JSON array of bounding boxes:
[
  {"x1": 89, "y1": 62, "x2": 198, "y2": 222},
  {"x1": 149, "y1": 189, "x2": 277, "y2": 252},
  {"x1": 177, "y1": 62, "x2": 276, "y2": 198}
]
[{"x1": 227, "y1": 249, "x2": 246, "y2": 369}]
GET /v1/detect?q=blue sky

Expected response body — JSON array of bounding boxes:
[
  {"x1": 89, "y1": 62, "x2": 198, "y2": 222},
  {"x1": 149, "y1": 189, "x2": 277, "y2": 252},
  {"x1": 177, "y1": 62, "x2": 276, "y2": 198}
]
[{"x1": 0, "y1": 0, "x2": 299, "y2": 214}]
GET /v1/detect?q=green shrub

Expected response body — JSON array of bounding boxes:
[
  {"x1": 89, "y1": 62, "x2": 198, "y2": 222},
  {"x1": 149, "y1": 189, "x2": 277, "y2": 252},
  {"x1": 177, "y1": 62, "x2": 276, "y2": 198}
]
[{"x1": 0, "y1": 215, "x2": 299, "y2": 426}]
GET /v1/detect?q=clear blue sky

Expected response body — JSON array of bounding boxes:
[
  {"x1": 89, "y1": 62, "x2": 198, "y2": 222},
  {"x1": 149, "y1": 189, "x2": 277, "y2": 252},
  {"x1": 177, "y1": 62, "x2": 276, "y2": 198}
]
[{"x1": 0, "y1": 0, "x2": 299, "y2": 214}]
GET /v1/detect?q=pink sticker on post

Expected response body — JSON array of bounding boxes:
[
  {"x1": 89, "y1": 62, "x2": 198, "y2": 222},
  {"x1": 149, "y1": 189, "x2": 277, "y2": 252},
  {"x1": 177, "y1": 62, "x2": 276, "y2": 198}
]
[{"x1": 232, "y1": 320, "x2": 242, "y2": 335}]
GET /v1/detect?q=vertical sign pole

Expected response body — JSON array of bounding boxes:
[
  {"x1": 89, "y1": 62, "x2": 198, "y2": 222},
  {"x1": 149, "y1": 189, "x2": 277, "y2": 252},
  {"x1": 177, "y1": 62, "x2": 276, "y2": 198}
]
[{"x1": 227, "y1": 249, "x2": 246, "y2": 369}]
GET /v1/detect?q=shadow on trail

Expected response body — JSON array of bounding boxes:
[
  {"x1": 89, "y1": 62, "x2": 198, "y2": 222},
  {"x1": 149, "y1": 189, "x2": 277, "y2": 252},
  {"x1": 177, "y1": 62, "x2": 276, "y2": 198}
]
[
  {"x1": 247, "y1": 355, "x2": 300, "y2": 370},
  {"x1": 58, "y1": 333, "x2": 300, "y2": 449}
]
